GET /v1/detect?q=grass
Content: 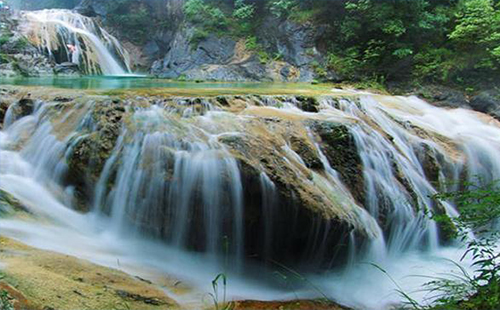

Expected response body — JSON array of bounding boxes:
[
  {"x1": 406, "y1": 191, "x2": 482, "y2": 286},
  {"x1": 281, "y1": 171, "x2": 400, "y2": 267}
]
[{"x1": 209, "y1": 273, "x2": 234, "y2": 310}]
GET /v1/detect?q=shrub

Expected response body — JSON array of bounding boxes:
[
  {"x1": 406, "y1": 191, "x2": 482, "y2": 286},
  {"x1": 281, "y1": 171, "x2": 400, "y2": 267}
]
[
  {"x1": 425, "y1": 180, "x2": 500, "y2": 310},
  {"x1": 233, "y1": 0, "x2": 255, "y2": 20},
  {"x1": 268, "y1": 0, "x2": 297, "y2": 18}
]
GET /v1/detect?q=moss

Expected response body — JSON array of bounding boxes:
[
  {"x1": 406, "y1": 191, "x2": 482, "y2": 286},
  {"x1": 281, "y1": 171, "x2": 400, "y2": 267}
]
[
  {"x1": 0, "y1": 53, "x2": 10, "y2": 64},
  {"x1": 289, "y1": 136, "x2": 322, "y2": 169},
  {"x1": 0, "y1": 190, "x2": 28, "y2": 216},
  {"x1": 66, "y1": 101, "x2": 126, "y2": 212},
  {"x1": 308, "y1": 121, "x2": 365, "y2": 204},
  {"x1": 295, "y1": 96, "x2": 319, "y2": 113},
  {"x1": 189, "y1": 28, "x2": 209, "y2": 48},
  {"x1": 432, "y1": 212, "x2": 458, "y2": 241}
]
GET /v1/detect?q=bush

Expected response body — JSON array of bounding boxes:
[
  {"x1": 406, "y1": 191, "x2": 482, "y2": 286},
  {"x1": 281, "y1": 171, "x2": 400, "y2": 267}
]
[
  {"x1": 0, "y1": 34, "x2": 12, "y2": 46},
  {"x1": 184, "y1": 0, "x2": 228, "y2": 29},
  {"x1": 269, "y1": 0, "x2": 297, "y2": 18},
  {"x1": 233, "y1": 0, "x2": 255, "y2": 20},
  {"x1": 425, "y1": 180, "x2": 500, "y2": 310},
  {"x1": 190, "y1": 28, "x2": 209, "y2": 47}
]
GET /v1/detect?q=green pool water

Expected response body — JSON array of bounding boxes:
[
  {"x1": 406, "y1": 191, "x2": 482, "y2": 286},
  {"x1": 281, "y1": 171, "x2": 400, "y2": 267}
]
[{"x1": 0, "y1": 76, "x2": 332, "y2": 93}]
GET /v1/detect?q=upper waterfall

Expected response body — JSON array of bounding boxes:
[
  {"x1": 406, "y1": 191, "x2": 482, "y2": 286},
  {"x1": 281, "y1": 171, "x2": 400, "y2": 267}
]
[{"x1": 19, "y1": 9, "x2": 131, "y2": 76}]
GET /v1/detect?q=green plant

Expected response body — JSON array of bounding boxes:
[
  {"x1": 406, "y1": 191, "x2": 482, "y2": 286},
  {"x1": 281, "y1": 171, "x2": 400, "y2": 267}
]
[
  {"x1": 257, "y1": 50, "x2": 271, "y2": 64},
  {"x1": 0, "y1": 290, "x2": 14, "y2": 310},
  {"x1": 0, "y1": 34, "x2": 12, "y2": 46},
  {"x1": 270, "y1": 259, "x2": 331, "y2": 304},
  {"x1": 245, "y1": 36, "x2": 259, "y2": 51},
  {"x1": 184, "y1": 0, "x2": 228, "y2": 29},
  {"x1": 269, "y1": 0, "x2": 297, "y2": 18},
  {"x1": 421, "y1": 180, "x2": 500, "y2": 309},
  {"x1": 0, "y1": 53, "x2": 10, "y2": 64},
  {"x1": 208, "y1": 274, "x2": 234, "y2": 310},
  {"x1": 190, "y1": 28, "x2": 209, "y2": 47},
  {"x1": 233, "y1": 0, "x2": 255, "y2": 20}
]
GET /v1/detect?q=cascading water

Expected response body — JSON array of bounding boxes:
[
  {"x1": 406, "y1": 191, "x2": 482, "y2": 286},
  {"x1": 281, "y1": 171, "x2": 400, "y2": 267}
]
[
  {"x1": 19, "y1": 9, "x2": 131, "y2": 75},
  {"x1": 1, "y1": 87, "x2": 500, "y2": 309}
]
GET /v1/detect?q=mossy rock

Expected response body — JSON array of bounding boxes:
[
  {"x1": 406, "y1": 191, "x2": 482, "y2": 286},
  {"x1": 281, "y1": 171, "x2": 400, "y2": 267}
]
[
  {"x1": 295, "y1": 96, "x2": 320, "y2": 113},
  {"x1": 308, "y1": 121, "x2": 365, "y2": 204},
  {"x1": 66, "y1": 101, "x2": 126, "y2": 212},
  {"x1": 0, "y1": 190, "x2": 27, "y2": 216}
]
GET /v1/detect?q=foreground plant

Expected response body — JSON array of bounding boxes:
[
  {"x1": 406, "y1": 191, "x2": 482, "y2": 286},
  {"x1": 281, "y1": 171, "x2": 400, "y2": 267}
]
[{"x1": 420, "y1": 180, "x2": 500, "y2": 310}]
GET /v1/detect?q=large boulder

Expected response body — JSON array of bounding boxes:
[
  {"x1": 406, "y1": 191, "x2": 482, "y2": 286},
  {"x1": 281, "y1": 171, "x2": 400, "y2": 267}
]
[
  {"x1": 470, "y1": 90, "x2": 500, "y2": 119},
  {"x1": 413, "y1": 85, "x2": 471, "y2": 109},
  {"x1": 66, "y1": 99, "x2": 125, "y2": 212},
  {"x1": 151, "y1": 28, "x2": 238, "y2": 79},
  {"x1": 54, "y1": 62, "x2": 81, "y2": 76}
]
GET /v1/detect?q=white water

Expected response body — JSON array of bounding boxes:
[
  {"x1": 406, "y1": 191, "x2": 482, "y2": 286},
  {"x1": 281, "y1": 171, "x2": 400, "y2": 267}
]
[
  {"x1": 1, "y1": 90, "x2": 500, "y2": 309},
  {"x1": 19, "y1": 9, "x2": 131, "y2": 75}
]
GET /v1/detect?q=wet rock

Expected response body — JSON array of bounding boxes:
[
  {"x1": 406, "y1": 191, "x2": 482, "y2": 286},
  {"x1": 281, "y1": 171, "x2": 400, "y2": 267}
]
[
  {"x1": 234, "y1": 299, "x2": 352, "y2": 310},
  {"x1": 66, "y1": 101, "x2": 125, "y2": 212},
  {"x1": 295, "y1": 96, "x2": 320, "y2": 113},
  {"x1": 308, "y1": 121, "x2": 365, "y2": 204},
  {"x1": 470, "y1": 90, "x2": 500, "y2": 119},
  {"x1": 115, "y1": 290, "x2": 167, "y2": 306},
  {"x1": 414, "y1": 85, "x2": 470, "y2": 109},
  {"x1": 54, "y1": 62, "x2": 80, "y2": 76},
  {"x1": 0, "y1": 101, "x2": 10, "y2": 127},
  {"x1": 221, "y1": 128, "x2": 355, "y2": 268},
  {"x1": 289, "y1": 136, "x2": 322, "y2": 169},
  {"x1": 6, "y1": 98, "x2": 35, "y2": 124},
  {"x1": 0, "y1": 189, "x2": 29, "y2": 215}
]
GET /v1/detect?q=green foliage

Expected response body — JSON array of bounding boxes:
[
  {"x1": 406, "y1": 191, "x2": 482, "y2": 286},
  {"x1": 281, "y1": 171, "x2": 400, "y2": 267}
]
[
  {"x1": 436, "y1": 180, "x2": 500, "y2": 232},
  {"x1": 268, "y1": 0, "x2": 297, "y2": 18},
  {"x1": 13, "y1": 37, "x2": 29, "y2": 50},
  {"x1": 0, "y1": 34, "x2": 11, "y2": 46},
  {"x1": 449, "y1": 0, "x2": 499, "y2": 46},
  {"x1": 184, "y1": 0, "x2": 228, "y2": 28},
  {"x1": 190, "y1": 28, "x2": 209, "y2": 47},
  {"x1": 233, "y1": 0, "x2": 255, "y2": 20},
  {"x1": 0, "y1": 290, "x2": 14, "y2": 310},
  {"x1": 245, "y1": 36, "x2": 259, "y2": 51},
  {"x1": 104, "y1": 1, "x2": 153, "y2": 45},
  {"x1": 244, "y1": 36, "x2": 271, "y2": 64},
  {"x1": 413, "y1": 47, "x2": 458, "y2": 82},
  {"x1": 423, "y1": 180, "x2": 500, "y2": 310},
  {"x1": 449, "y1": 0, "x2": 500, "y2": 71},
  {"x1": 208, "y1": 273, "x2": 234, "y2": 310}
]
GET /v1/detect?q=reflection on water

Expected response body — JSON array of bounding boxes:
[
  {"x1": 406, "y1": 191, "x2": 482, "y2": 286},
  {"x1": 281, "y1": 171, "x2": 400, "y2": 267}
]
[{"x1": 0, "y1": 76, "x2": 328, "y2": 91}]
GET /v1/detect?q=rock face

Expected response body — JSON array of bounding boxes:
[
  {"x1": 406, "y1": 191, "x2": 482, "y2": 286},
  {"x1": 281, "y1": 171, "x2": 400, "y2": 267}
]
[
  {"x1": 149, "y1": 17, "x2": 334, "y2": 82},
  {"x1": 412, "y1": 85, "x2": 471, "y2": 109},
  {"x1": 54, "y1": 62, "x2": 81, "y2": 76},
  {"x1": 0, "y1": 33, "x2": 55, "y2": 77},
  {"x1": 470, "y1": 90, "x2": 500, "y2": 119}
]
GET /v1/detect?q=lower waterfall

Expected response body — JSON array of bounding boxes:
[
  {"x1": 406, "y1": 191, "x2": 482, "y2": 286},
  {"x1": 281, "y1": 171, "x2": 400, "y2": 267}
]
[
  {"x1": 18, "y1": 9, "x2": 131, "y2": 75},
  {"x1": 0, "y1": 88, "x2": 499, "y2": 309}
]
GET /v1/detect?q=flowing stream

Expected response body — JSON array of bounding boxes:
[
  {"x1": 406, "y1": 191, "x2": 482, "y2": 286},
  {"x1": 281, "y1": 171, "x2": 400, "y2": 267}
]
[{"x1": 0, "y1": 86, "x2": 500, "y2": 309}]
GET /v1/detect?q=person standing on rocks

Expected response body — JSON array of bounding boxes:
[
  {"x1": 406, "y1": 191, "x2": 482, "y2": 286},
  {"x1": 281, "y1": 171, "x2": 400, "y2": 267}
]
[{"x1": 66, "y1": 44, "x2": 78, "y2": 62}]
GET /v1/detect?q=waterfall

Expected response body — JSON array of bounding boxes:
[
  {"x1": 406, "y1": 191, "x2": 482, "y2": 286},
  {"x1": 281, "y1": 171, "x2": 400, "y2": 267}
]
[
  {"x1": 1, "y1": 89, "x2": 500, "y2": 309},
  {"x1": 19, "y1": 9, "x2": 131, "y2": 75}
]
